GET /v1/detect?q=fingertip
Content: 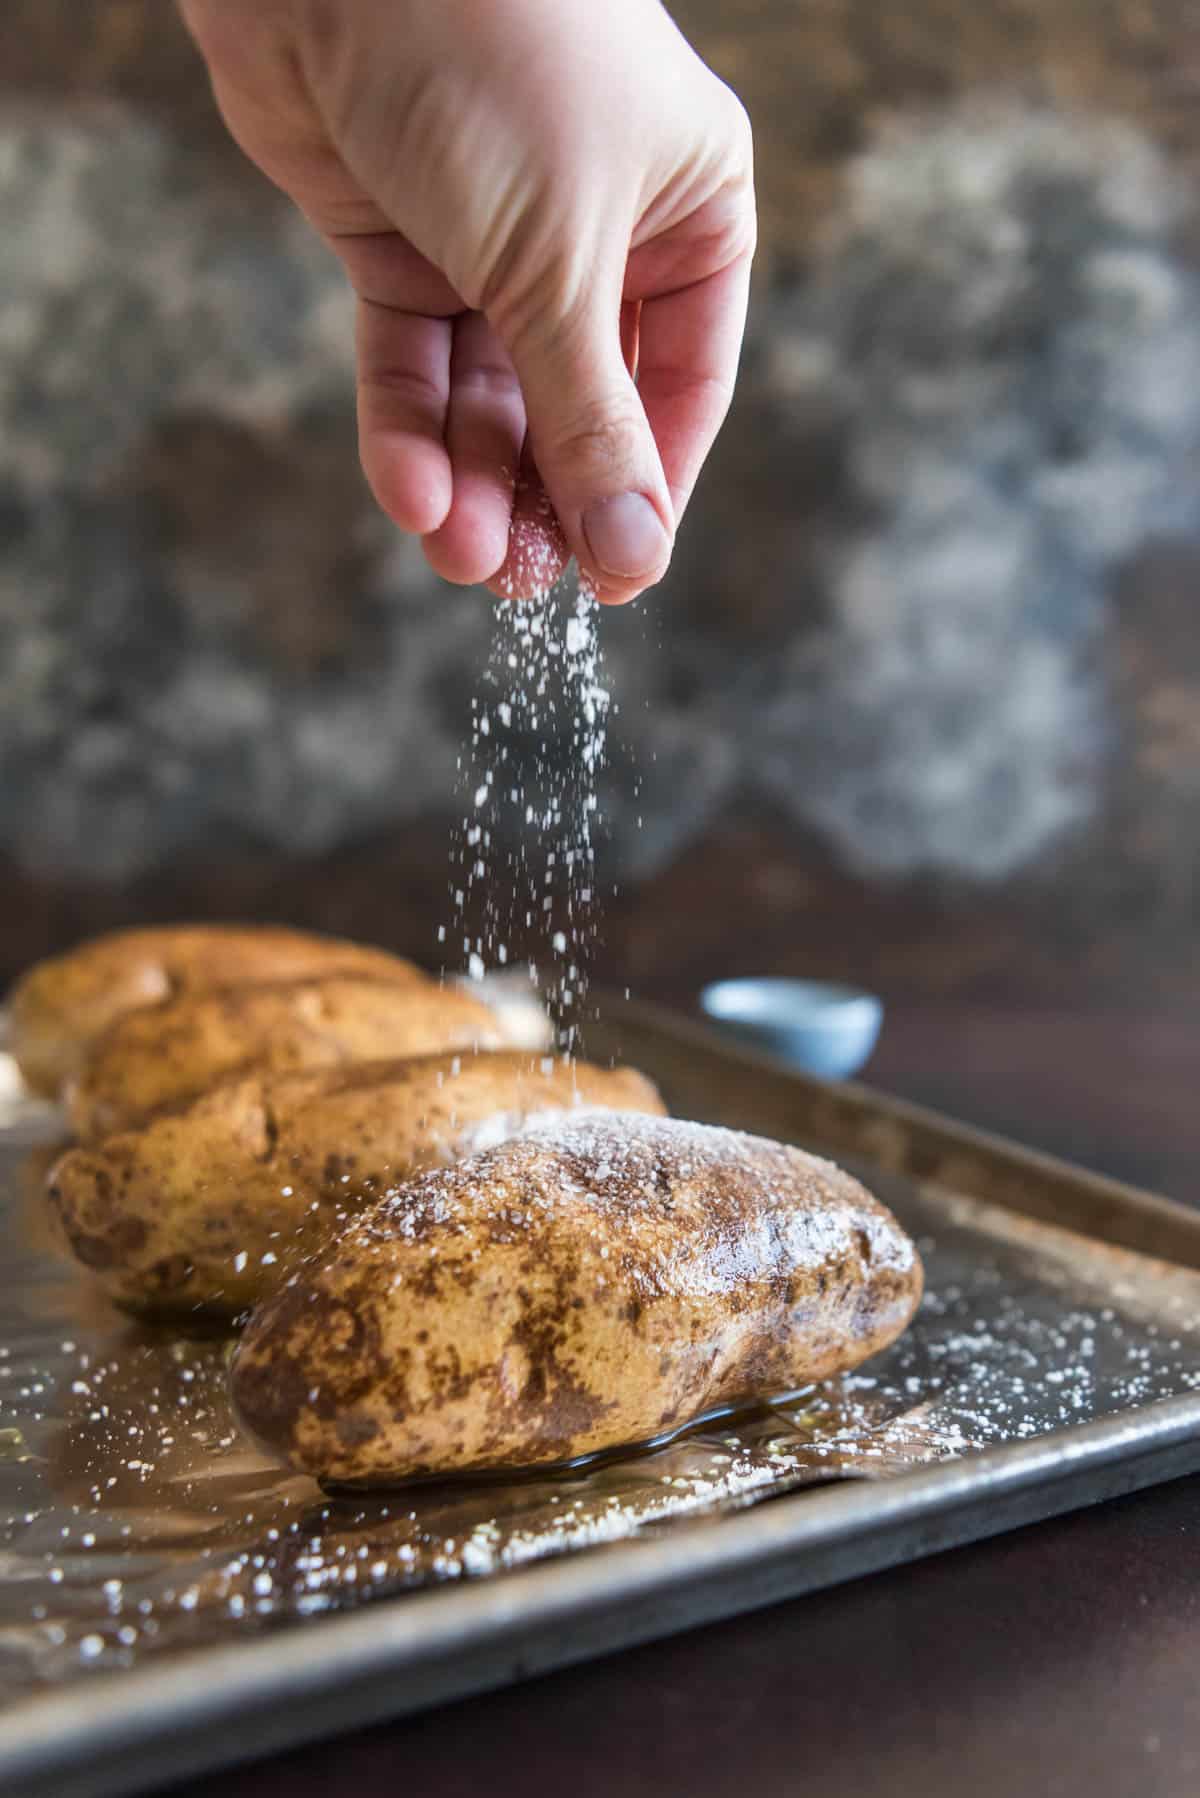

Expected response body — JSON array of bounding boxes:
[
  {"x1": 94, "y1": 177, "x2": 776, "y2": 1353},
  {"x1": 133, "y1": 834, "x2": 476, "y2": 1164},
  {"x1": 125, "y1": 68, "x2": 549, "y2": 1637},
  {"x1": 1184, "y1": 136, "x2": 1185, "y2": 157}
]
[
  {"x1": 501, "y1": 290, "x2": 675, "y2": 600},
  {"x1": 485, "y1": 472, "x2": 570, "y2": 601},
  {"x1": 581, "y1": 492, "x2": 670, "y2": 578},
  {"x1": 361, "y1": 438, "x2": 454, "y2": 537},
  {"x1": 575, "y1": 491, "x2": 673, "y2": 607},
  {"x1": 422, "y1": 514, "x2": 510, "y2": 587},
  {"x1": 486, "y1": 533, "x2": 571, "y2": 602}
]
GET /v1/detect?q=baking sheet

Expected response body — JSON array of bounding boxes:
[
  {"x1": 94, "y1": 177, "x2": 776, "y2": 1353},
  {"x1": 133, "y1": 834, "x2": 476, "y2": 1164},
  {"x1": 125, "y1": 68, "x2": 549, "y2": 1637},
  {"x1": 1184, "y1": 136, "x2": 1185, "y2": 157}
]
[{"x1": 2, "y1": 996, "x2": 1200, "y2": 1796}]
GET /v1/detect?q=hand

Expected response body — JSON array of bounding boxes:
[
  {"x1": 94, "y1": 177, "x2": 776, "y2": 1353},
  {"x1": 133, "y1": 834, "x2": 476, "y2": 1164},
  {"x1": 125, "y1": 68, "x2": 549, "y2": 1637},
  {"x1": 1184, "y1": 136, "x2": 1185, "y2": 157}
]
[{"x1": 179, "y1": 0, "x2": 755, "y2": 603}]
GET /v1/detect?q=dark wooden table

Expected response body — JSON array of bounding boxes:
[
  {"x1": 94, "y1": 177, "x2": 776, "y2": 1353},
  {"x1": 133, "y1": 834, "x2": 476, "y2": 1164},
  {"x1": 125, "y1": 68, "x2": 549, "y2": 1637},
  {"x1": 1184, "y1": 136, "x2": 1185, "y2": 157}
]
[{"x1": 154, "y1": 994, "x2": 1200, "y2": 1798}]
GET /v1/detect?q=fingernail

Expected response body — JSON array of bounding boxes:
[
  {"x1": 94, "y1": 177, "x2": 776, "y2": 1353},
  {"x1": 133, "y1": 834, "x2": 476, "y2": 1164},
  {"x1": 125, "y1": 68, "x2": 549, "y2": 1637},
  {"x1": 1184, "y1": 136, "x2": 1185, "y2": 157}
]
[{"x1": 582, "y1": 493, "x2": 669, "y2": 579}]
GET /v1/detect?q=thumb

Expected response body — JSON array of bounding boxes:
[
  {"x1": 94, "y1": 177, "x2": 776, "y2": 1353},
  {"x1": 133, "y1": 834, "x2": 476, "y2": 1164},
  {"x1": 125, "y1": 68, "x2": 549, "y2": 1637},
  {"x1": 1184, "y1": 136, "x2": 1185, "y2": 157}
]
[{"x1": 500, "y1": 279, "x2": 675, "y2": 604}]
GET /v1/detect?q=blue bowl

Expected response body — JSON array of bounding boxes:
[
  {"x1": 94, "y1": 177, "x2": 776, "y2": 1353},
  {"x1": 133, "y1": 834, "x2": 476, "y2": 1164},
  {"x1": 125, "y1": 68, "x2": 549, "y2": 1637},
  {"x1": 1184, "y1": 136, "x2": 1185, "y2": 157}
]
[{"x1": 699, "y1": 978, "x2": 883, "y2": 1081}]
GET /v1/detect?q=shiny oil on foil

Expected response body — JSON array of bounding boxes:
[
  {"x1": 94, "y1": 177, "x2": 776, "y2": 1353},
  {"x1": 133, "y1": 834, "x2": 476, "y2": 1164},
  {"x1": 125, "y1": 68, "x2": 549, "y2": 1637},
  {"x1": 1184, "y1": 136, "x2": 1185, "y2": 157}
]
[{"x1": 3, "y1": 1080, "x2": 1200, "y2": 1712}]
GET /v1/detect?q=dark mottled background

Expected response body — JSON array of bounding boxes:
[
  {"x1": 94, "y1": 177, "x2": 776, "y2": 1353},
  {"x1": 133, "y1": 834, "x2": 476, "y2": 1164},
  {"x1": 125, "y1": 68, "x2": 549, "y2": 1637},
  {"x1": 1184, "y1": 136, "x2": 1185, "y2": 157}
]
[{"x1": 1, "y1": 2, "x2": 1197, "y2": 1186}]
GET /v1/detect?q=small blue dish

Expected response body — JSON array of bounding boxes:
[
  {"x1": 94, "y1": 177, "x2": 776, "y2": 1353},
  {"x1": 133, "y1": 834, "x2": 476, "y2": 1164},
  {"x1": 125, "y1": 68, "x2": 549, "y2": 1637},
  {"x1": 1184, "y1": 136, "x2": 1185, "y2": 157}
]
[{"x1": 699, "y1": 978, "x2": 883, "y2": 1081}]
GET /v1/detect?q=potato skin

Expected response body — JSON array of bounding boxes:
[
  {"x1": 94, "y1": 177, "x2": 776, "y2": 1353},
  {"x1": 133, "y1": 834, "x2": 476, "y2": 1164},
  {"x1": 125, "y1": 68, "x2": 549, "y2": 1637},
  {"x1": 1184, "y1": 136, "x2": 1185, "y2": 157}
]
[
  {"x1": 65, "y1": 975, "x2": 506, "y2": 1140},
  {"x1": 8, "y1": 925, "x2": 423, "y2": 1096},
  {"x1": 231, "y1": 1114, "x2": 924, "y2": 1485},
  {"x1": 47, "y1": 1052, "x2": 666, "y2": 1318}
]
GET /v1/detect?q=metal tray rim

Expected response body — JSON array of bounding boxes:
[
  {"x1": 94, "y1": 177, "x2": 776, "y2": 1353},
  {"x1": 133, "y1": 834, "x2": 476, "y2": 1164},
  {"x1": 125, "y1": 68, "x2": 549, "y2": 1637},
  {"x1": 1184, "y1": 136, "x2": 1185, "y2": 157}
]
[{"x1": 593, "y1": 997, "x2": 1200, "y2": 1265}]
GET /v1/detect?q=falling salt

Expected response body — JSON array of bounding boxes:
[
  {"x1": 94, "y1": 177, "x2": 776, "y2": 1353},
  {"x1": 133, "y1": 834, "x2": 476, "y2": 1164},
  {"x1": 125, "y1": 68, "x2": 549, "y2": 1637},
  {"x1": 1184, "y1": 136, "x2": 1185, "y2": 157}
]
[{"x1": 442, "y1": 575, "x2": 611, "y2": 1052}]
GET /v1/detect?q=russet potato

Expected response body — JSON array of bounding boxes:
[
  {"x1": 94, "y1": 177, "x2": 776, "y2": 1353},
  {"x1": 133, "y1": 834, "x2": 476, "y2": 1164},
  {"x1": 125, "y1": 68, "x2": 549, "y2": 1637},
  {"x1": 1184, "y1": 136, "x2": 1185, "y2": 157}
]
[
  {"x1": 48, "y1": 1051, "x2": 665, "y2": 1318},
  {"x1": 231, "y1": 1113, "x2": 924, "y2": 1485},
  {"x1": 8, "y1": 924, "x2": 425, "y2": 1097},
  {"x1": 65, "y1": 974, "x2": 506, "y2": 1139}
]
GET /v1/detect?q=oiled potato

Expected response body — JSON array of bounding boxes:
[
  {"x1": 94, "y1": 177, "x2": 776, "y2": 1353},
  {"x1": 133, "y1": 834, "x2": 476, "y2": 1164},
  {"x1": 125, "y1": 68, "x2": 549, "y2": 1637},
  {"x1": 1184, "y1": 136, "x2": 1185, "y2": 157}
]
[
  {"x1": 231, "y1": 1113, "x2": 924, "y2": 1485},
  {"x1": 48, "y1": 1052, "x2": 666, "y2": 1318},
  {"x1": 67, "y1": 976, "x2": 504, "y2": 1140},
  {"x1": 8, "y1": 925, "x2": 423, "y2": 1096}
]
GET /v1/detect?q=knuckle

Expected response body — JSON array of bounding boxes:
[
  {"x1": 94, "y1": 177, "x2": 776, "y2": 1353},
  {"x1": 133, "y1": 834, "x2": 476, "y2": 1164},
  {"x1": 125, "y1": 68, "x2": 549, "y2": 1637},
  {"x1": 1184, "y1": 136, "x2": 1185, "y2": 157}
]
[
  {"x1": 722, "y1": 93, "x2": 756, "y2": 206},
  {"x1": 694, "y1": 83, "x2": 757, "y2": 265},
  {"x1": 733, "y1": 186, "x2": 759, "y2": 263},
  {"x1": 359, "y1": 365, "x2": 445, "y2": 416},
  {"x1": 551, "y1": 397, "x2": 645, "y2": 482},
  {"x1": 727, "y1": 89, "x2": 755, "y2": 166},
  {"x1": 706, "y1": 68, "x2": 754, "y2": 161}
]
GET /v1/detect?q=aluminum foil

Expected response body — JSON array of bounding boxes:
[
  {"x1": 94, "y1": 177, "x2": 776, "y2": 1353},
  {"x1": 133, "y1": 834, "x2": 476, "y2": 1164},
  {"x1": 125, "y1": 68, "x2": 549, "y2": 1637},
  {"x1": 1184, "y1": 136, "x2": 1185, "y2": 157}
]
[{"x1": 3, "y1": 1101, "x2": 1200, "y2": 1714}]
